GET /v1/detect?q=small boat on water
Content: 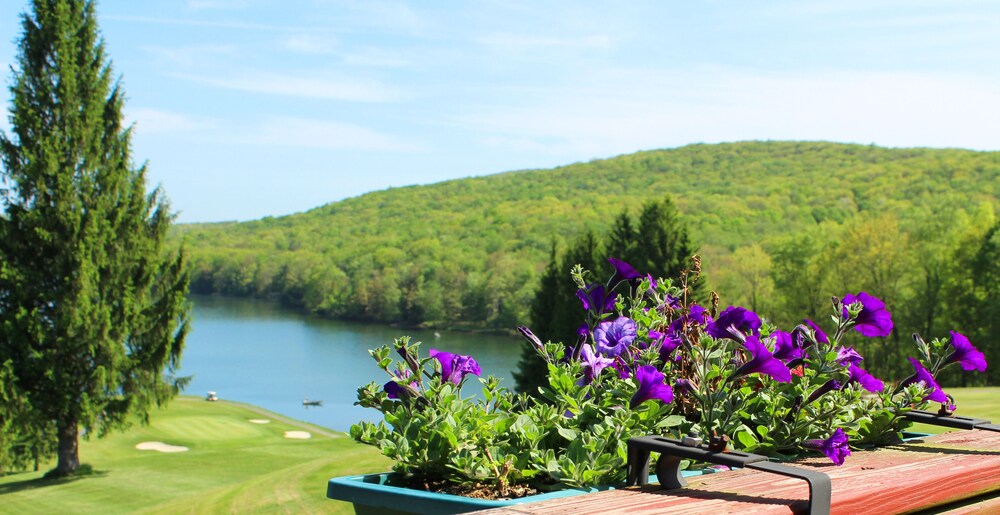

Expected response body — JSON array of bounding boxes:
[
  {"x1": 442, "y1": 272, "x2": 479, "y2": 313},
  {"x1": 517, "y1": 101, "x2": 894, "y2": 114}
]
[{"x1": 303, "y1": 397, "x2": 323, "y2": 407}]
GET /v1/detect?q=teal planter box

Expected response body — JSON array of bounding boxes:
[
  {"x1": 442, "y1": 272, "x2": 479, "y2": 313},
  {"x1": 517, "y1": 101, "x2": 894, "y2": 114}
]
[{"x1": 327, "y1": 470, "x2": 708, "y2": 515}]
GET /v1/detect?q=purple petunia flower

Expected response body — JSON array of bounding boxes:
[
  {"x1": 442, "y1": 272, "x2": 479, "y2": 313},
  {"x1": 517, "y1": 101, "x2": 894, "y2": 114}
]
[
  {"x1": 517, "y1": 326, "x2": 544, "y2": 352},
  {"x1": 772, "y1": 330, "x2": 805, "y2": 363},
  {"x1": 803, "y1": 428, "x2": 851, "y2": 466},
  {"x1": 608, "y1": 258, "x2": 643, "y2": 283},
  {"x1": 731, "y1": 335, "x2": 793, "y2": 383},
  {"x1": 594, "y1": 317, "x2": 638, "y2": 357},
  {"x1": 673, "y1": 378, "x2": 695, "y2": 396},
  {"x1": 649, "y1": 330, "x2": 683, "y2": 362},
  {"x1": 629, "y1": 365, "x2": 674, "y2": 408},
  {"x1": 578, "y1": 344, "x2": 614, "y2": 385},
  {"x1": 706, "y1": 306, "x2": 762, "y2": 341},
  {"x1": 429, "y1": 348, "x2": 482, "y2": 385},
  {"x1": 836, "y1": 346, "x2": 864, "y2": 367},
  {"x1": 384, "y1": 370, "x2": 418, "y2": 399},
  {"x1": 841, "y1": 292, "x2": 894, "y2": 338},
  {"x1": 577, "y1": 284, "x2": 617, "y2": 314},
  {"x1": 945, "y1": 331, "x2": 987, "y2": 372},
  {"x1": 848, "y1": 365, "x2": 884, "y2": 393},
  {"x1": 903, "y1": 357, "x2": 948, "y2": 403},
  {"x1": 804, "y1": 319, "x2": 829, "y2": 344},
  {"x1": 804, "y1": 379, "x2": 842, "y2": 406}
]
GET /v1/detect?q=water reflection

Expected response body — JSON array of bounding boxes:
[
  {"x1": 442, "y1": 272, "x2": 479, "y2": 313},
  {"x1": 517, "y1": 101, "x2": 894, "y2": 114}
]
[{"x1": 178, "y1": 295, "x2": 523, "y2": 431}]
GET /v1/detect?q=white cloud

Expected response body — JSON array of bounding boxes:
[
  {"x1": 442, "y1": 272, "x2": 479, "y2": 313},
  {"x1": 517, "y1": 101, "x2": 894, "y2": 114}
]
[
  {"x1": 126, "y1": 108, "x2": 216, "y2": 134},
  {"x1": 478, "y1": 33, "x2": 613, "y2": 52},
  {"x1": 459, "y1": 67, "x2": 1000, "y2": 157},
  {"x1": 141, "y1": 44, "x2": 240, "y2": 67},
  {"x1": 282, "y1": 34, "x2": 339, "y2": 54},
  {"x1": 237, "y1": 116, "x2": 422, "y2": 151},
  {"x1": 174, "y1": 71, "x2": 402, "y2": 102}
]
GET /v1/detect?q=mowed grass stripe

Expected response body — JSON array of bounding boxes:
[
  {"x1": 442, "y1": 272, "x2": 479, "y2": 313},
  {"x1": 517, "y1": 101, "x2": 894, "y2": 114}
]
[{"x1": 0, "y1": 396, "x2": 389, "y2": 514}]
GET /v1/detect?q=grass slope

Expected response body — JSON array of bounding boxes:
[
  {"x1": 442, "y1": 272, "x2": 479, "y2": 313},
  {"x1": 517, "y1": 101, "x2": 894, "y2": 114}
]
[
  {"x1": 0, "y1": 397, "x2": 389, "y2": 514},
  {"x1": 1, "y1": 388, "x2": 996, "y2": 512}
]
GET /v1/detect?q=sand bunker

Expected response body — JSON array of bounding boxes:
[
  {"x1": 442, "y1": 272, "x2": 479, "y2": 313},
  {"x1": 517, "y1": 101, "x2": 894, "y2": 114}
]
[
  {"x1": 136, "y1": 441, "x2": 189, "y2": 453},
  {"x1": 248, "y1": 419, "x2": 271, "y2": 424},
  {"x1": 284, "y1": 431, "x2": 312, "y2": 439}
]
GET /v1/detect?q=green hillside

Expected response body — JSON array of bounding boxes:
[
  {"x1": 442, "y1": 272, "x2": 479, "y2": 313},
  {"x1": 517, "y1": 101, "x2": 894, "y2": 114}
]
[{"x1": 178, "y1": 141, "x2": 998, "y2": 326}]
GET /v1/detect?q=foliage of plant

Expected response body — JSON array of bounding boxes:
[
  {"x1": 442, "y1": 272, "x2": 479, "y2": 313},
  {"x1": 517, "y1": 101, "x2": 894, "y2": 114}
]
[
  {"x1": 352, "y1": 257, "x2": 988, "y2": 492},
  {"x1": 0, "y1": 0, "x2": 190, "y2": 476}
]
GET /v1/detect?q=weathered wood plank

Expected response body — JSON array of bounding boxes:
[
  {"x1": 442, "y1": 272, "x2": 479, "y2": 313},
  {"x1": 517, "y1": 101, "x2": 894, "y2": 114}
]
[{"x1": 479, "y1": 430, "x2": 1000, "y2": 515}]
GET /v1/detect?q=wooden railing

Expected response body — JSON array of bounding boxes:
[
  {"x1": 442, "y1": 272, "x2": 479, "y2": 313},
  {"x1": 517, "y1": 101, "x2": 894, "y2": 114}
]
[{"x1": 478, "y1": 429, "x2": 1000, "y2": 514}]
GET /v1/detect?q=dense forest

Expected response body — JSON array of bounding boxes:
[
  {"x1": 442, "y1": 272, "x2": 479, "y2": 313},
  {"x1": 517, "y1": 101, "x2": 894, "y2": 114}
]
[{"x1": 175, "y1": 141, "x2": 1000, "y2": 383}]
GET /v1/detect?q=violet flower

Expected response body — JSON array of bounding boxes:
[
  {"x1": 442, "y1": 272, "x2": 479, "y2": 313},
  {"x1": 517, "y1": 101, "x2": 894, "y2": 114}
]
[
  {"x1": 841, "y1": 292, "x2": 894, "y2": 337},
  {"x1": 804, "y1": 318, "x2": 829, "y2": 344},
  {"x1": 629, "y1": 365, "x2": 674, "y2": 408},
  {"x1": 516, "y1": 326, "x2": 544, "y2": 352},
  {"x1": 730, "y1": 335, "x2": 792, "y2": 383},
  {"x1": 706, "y1": 306, "x2": 762, "y2": 341},
  {"x1": 649, "y1": 329, "x2": 682, "y2": 362},
  {"x1": 772, "y1": 330, "x2": 804, "y2": 363},
  {"x1": 804, "y1": 379, "x2": 842, "y2": 406},
  {"x1": 835, "y1": 346, "x2": 864, "y2": 367},
  {"x1": 903, "y1": 357, "x2": 948, "y2": 403},
  {"x1": 594, "y1": 316, "x2": 637, "y2": 357},
  {"x1": 576, "y1": 284, "x2": 617, "y2": 314},
  {"x1": 608, "y1": 257, "x2": 642, "y2": 283},
  {"x1": 578, "y1": 344, "x2": 614, "y2": 385},
  {"x1": 848, "y1": 364, "x2": 884, "y2": 393},
  {"x1": 384, "y1": 370, "x2": 418, "y2": 400},
  {"x1": 945, "y1": 331, "x2": 987, "y2": 372},
  {"x1": 802, "y1": 428, "x2": 851, "y2": 466},
  {"x1": 429, "y1": 348, "x2": 481, "y2": 385}
]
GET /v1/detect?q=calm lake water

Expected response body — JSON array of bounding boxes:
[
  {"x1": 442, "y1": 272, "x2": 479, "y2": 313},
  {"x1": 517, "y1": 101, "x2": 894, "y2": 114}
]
[{"x1": 177, "y1": 295, "x2": 523, "y2": 432}]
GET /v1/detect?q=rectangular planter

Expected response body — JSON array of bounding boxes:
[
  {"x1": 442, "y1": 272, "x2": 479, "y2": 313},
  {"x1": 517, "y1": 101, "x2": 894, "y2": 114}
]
[{"x1": 327, "y1": 469, "x2": 710, "y2": 515}]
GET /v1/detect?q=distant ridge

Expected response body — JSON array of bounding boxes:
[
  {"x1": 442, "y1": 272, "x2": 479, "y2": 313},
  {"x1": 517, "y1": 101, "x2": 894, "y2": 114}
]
[{"x1": 174, "y1": 141, "x2": 1000, "y2": 330}]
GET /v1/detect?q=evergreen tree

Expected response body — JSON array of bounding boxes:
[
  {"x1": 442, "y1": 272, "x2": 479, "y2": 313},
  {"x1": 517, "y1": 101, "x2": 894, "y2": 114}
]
[
  {"x1": 515, "y1": 232, "x2": 601, "y2": 394},
  {"x1": 0, "y1": 0, "x2": 190, "y2": 476},
  {"x1": 632, "y1": 197, "x2": 697, "y2": 286}
]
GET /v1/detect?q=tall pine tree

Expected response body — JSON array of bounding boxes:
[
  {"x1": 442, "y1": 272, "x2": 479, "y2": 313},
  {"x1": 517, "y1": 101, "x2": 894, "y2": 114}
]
[{"x1": 0, "y1": 0, "x2": 190, "y2": 476}]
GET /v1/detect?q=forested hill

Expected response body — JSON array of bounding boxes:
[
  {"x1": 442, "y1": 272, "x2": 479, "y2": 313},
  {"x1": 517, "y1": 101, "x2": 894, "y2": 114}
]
[{"x1": 175, "y1": 141, "x2": 1000, "y2": 335}]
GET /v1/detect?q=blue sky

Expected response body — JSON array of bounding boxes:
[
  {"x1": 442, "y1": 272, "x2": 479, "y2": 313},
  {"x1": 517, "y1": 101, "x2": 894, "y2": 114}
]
[{"x1": 2, "y1": 1, "x2": 999, "y2": 223}]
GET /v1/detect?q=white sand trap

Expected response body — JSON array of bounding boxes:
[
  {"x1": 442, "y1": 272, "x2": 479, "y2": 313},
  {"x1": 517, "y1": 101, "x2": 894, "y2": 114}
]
[
  {"x1": 248, "y1": 419, "x2": 271, "y2": 424},
  {"x1": 284, "y1": 431, "x2": 312, "y2": 439},
  {"x1": 136, "y1": 441, "x2": 189, "y2": 453}
]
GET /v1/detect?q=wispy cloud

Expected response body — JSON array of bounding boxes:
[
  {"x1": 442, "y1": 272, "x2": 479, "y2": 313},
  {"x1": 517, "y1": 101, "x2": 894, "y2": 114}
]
[
  {"x1": 237, "y1": 116, "x2": 422, "y2": 151},
  {"x1": 173, "y1": 71, "x2": 402, "y2": 102},
  {"x1": 282, "y1": 34, "x2": 339, "y2": 54},
  {"x1": 140, "y1": 44, "x2": 240, "y2": 67},
  {"x1": 126, "y1": 108, "x2": 217, "y2": 134},
  {"x1": 478, "y1": 33, "x2": 613, "y2": 52},
  {"x1": 459, "y1": 67, "x2": 1000, "y2": 157},
  {"x1": 103, "y1": 14, "x2": 315, "y2": 32}
]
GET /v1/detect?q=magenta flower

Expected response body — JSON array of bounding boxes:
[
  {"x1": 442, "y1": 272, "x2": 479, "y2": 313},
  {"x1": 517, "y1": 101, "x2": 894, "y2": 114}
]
[
  {"x1": 848, "y1": 365, "x2": 884, "y2": 393},
  {"x1": 903, "y1": 358, "x2": 948, "y2": 403},
  {"x1": 836, "y1": 346, "x2": 864, "y2": 367},
  {"x1": 578, "y1": 344, "x2": 614, "y2": 385},
  {"x1": 707, "y1": 306, "x2": 762, "y2": 340},
  {"x1": 594, "y1": 316, "x2": 637, "y2": 357},
  {"x1": 841, "y1": 292, "x2": 894, "y2": 337},
  {"x1": 804, "y1": 318, "x2": 829, "y2": 344},
  {"x1": 945, "y1": 331, "x2": 987, "y2": 372},
  {"x1": 731, "y1": 335, "x2": 792, "y2": 383},
  {"x1": 429, "y1": 349, "x2": 481, "y2": 385},
  {"x1": 576, "y1": 284, "x2": 617, "y2": 314},
  {"x1": 629, "y1": 365, "x2": 674, "y2": 408},
  {"x1": 772, "y1": 330, "x2": 805, "y2": 363},
  {"x1": 802, "y1": 428, "x2": 851, "y2": 466}
]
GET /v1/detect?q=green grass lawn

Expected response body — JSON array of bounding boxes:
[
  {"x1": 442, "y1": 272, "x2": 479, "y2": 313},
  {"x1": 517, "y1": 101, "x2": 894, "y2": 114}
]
[
  {"x1": 0, "y1": 396, "x2": 390, "y2": 514},
  {"x1": 1, "y1": 388, "x2": 998, "y2": 513}
]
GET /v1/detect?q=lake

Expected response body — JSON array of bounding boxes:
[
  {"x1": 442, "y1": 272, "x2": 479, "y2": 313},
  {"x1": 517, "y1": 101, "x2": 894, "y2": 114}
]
[{"x1": 177, "y1": 295, "x2": 524, "y2": 432}]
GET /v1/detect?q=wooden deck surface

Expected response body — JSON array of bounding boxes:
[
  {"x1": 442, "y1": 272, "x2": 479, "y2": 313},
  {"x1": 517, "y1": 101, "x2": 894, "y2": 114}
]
[{"x1": 479, "y1": 429, "x2": 1000, "y2": 514}]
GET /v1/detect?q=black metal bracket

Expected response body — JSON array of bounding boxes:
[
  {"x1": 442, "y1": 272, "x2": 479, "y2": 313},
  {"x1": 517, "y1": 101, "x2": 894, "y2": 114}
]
[
  {"x1": 627, "y1": 435, "x2": 831, "y2": 515},
  {"x1": 904, "y1": 410, "x2": 1000, "y2": 432}
]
